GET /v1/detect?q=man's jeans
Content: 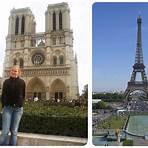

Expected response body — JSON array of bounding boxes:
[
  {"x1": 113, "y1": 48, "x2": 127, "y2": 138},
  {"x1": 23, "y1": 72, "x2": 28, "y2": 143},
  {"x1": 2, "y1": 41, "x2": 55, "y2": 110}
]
[{"x1": 0, "y1": 106, "x2": 23, "y2": 146}]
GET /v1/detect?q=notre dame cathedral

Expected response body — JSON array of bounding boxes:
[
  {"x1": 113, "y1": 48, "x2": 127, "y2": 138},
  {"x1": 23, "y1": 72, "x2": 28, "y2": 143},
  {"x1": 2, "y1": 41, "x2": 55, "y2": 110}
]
[{"x1": 3, "y1": 2, "x2": 79, "y2": 101}]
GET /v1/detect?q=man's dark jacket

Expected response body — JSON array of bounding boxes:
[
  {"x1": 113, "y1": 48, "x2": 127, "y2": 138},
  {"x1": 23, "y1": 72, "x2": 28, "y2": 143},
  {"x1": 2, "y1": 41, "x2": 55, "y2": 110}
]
[{"x1": 1, "y1": 77, "x2": 26, "y2": 107}]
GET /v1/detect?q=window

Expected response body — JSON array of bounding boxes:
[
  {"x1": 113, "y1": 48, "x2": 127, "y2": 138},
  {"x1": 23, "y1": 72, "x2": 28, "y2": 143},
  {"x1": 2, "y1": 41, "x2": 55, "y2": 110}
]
[
  {"x1": 38, "y1": 39, "x2": 45, "y2": 47},
  {"x1": 32, "y1": 53, "x2": 44, "y2": 65},
  {"x1": 53, "y1": 12, "x2": 56, "y2": 31},
  {"x1": 21, "y1": 16, "x2": 25, "y2": 34},
  {"x1": 19, "y1": 58, "x2": 24, "y2": 68},
  {"x1": 53, "y1": 56, "x2": 57, "y2": 65},
  {"x1": 59, "y1": 11, "x2": 62, "y2": 30},
  {"x1": 15, "y1": 16, "x2": 19, "y2": 35},
  {"x1": 59, "y1": 55, "x2": 64, "y2": 65},
  {"x1": 59, "y1": 36, "x2": 64, "y2": 44}
]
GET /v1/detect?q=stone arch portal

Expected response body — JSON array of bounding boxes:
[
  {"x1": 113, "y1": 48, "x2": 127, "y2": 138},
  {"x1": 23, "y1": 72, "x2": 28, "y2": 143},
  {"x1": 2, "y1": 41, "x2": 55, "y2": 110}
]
[
  {"x1": 26, "y1": 77, "x2": 46, "y2": 100},
  {"x1": 50, "y1": 79, "x2": 66, "y2": 101}
]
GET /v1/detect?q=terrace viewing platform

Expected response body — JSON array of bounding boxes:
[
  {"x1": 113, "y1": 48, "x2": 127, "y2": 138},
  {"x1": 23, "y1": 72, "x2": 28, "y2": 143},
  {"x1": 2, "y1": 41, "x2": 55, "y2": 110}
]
[{"x1": 0, "y1": 131, "x2": 87, "y2": 146}]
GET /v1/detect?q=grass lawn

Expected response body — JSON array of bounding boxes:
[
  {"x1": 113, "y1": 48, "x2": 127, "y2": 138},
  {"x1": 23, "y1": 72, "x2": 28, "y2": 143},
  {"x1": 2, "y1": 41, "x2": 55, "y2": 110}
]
[{"x1": 98, "y1": 115, "x2": 127, "y2": 129}]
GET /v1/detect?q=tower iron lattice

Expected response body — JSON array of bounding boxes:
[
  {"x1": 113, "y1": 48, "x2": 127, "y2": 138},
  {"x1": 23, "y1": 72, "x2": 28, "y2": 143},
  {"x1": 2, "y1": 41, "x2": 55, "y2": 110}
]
[{"x1": 124, "y1": 16, "x2": 148, "y2": 99}]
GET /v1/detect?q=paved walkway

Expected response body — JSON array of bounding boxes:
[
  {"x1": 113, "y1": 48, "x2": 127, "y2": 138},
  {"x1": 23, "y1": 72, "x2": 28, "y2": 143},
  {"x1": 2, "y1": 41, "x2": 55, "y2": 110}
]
[
  {"x1": 133, "y1": 139, "x2": 148, "y2": 146},
  {"x1": 0, "y1": 131, "x2": 87, "y2": 146}
]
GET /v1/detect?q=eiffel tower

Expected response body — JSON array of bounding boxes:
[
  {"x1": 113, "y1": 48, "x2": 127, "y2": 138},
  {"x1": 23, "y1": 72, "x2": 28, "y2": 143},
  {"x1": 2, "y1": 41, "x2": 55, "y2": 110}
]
[{"x1": 124, "y1": 16, "x2": 148, "y2": 99}]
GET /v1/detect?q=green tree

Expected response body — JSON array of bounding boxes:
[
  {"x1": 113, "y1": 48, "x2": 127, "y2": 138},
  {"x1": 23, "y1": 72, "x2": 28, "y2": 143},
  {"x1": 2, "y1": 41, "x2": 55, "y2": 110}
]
[
  {"x1": 98, "y1": 101, "x2": 108, "y2": 109},
  {"x1": 92, "y1": 101, "x2": 111, "y2": 109},
  {"x1": 92, "y1": 92, "x2": 124, "y2": 102},
  {"x1": 79, "y1": 84, "x2": 88, "y2": 107}
]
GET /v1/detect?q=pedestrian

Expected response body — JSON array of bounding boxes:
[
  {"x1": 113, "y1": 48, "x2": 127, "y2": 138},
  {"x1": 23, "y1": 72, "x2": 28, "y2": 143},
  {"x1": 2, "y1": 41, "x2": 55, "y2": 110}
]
[
  {"x1": 0, "y1": 65, "x2": 26, "y2": 146},
  {"x1": 34, "y1": 96, "x2": 38, "y2": 102}
]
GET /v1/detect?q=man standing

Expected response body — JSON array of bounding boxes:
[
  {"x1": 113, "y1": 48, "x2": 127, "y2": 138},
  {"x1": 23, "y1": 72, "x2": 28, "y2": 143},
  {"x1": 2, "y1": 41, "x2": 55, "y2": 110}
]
[{"x1": 0, "y1": 65, "x2": 26, "y2": 145}]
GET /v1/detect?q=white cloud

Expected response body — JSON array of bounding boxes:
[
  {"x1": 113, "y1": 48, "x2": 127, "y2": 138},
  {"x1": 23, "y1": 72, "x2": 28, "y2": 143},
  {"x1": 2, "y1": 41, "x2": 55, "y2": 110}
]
[{"x1": 0, "y1": 0, "x2": 90, "y2": 94}]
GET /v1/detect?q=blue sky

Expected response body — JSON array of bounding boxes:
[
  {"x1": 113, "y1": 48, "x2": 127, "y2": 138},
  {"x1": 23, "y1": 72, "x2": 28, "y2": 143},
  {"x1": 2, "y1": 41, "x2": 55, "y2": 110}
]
[{"x1": 92, "y1": 2, "x2": 148, "y2": 92}]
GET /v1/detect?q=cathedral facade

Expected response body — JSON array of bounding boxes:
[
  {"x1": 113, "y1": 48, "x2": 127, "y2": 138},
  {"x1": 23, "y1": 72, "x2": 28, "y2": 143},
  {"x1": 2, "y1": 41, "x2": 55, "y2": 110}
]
[{"x1": 3, "y1": 2, "x2": 79, "y2": 101}]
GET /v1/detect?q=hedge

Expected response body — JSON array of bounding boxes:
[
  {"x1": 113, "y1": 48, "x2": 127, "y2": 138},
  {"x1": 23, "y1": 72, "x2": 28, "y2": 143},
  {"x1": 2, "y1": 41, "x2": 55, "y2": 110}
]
[
  {"x1": 23, "y1": 101, "x2": 87, "y2": 118},
  {"x1": 0, "y1": 101, "x2": 87, "y2": 138},
  {"x1": 0, "y1": 113, "x2": 87, "y2": 138}
]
